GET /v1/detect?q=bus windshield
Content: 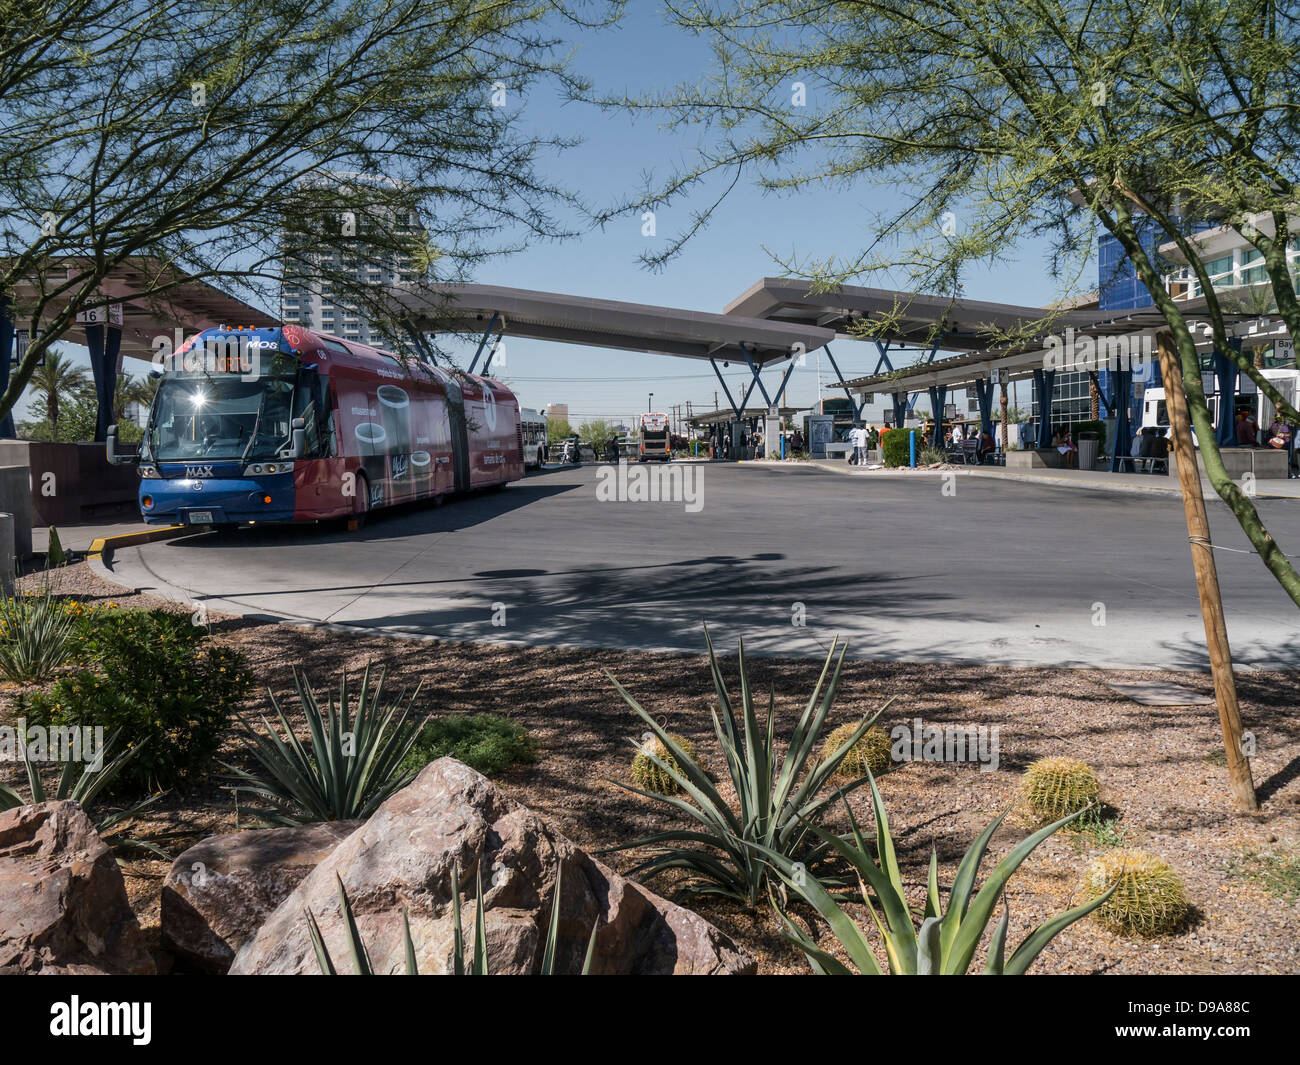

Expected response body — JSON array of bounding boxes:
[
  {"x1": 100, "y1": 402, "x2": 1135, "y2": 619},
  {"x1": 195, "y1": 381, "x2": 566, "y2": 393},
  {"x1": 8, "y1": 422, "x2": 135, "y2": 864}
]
[{"x1": 148, "y1": 374, "x2": 299, "y2": 462}]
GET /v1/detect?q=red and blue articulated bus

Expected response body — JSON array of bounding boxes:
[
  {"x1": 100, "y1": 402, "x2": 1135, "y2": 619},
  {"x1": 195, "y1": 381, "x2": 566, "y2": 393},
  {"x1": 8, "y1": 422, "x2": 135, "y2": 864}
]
[{"x1": 108, "y1": 324, "x2": 523, "y2": 528}]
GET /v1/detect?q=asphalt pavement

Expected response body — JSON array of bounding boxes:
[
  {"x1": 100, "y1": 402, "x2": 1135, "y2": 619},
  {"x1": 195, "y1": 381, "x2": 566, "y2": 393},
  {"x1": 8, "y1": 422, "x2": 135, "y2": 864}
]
[{"x1": 101, "y1": 461, "x2": 1300, "y2": 670}]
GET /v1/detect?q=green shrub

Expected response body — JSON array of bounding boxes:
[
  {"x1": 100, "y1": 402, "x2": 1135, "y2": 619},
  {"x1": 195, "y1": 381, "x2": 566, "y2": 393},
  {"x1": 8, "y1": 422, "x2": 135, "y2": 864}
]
[
  {"x1": 769, "y1": 786, "x2": 1116, "y2": 973},
  {"x1": 0, "y1": 586, "x2": 78, "y2": 682},
  {"x1": 881, "y1": 428, "x2": 921, "y2": 467},
  {"x1": 1022, "y1": 756, "x2": 1101, "y2": 822},
  {"x1": 1081, "y1": 849, "x2": 1188, "y2": 936},
  {"x1": 606, "y1": 627, "x2": 888, "y2": 906},
  {"x1": 631, "y1": 733, "x2": 697, "y2": 794},
  {"x1": 822, "y1": 722, "x2": 893, "y2": 779},
  {"x1": 231, "y1": 664, "x2": 427, "y2": 825},
  {"x1": 30, "y1": 609, "x2": 252, "y2": 794},
  {"x1": 402, "y1": 713, "x2": 536, "y2": 778},
  {"x1": 1071, "y1": 419, "x2": 1107, "y2": 451}
]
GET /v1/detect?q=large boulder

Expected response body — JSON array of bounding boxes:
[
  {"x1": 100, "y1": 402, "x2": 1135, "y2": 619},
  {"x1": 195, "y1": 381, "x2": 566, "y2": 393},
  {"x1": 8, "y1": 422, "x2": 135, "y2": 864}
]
[
  {"x1": 0, "y1": 801, "x2": 154, "y2": 974},
  {"x1": 162, "y1": 820, "x2": 362, "y2": 973},
  {"x1": 231, "y1": 758, "x2": 754, "y2": 975}
]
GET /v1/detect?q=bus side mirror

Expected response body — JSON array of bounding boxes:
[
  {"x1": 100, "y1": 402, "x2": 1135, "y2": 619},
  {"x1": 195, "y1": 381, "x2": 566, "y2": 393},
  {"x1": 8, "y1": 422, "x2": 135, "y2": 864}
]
[
  {"x1": 105, "y1": 425, "x2": 139, "y2": 466},
  {"x1": 290, "y1": 418, "x2": 306, "y2": 458}
]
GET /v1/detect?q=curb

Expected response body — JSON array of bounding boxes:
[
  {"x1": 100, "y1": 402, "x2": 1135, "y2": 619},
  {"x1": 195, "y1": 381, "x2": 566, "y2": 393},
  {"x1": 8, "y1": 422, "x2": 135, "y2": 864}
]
[{"x1": 87, "y1": 525, "x2": 190, "y2": 566}]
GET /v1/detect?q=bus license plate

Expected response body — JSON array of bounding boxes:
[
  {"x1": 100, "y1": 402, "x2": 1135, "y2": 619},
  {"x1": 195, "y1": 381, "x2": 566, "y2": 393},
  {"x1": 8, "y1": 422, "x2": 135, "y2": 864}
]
[{"x1": 188, "y1": 510, "x2": 213, "y2": 524}]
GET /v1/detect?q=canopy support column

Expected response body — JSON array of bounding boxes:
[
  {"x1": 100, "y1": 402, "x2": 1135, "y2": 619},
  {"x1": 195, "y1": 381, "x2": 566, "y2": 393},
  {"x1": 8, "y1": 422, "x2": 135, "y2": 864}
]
[
  {"x1": 1214, "y1": 338, "x2": 1241, "y2": 447},
  {"x1": 0, "y1": 295, "x2": 13, "y2": 439},
  {"x1": 709, "y1": 358, "x2": 744, "y2": 419},
  {"x1": 823, "y1": 343, "x2": 866, "y2": 418},
  {"x1": 466, "y1": 311, "x2": 500, "y2": 375},
  {"x1": 1032, "y1": 368, "x2": 1056, "y2": 449},
  {"x1": 973, "y1": 377, "x2": 994, "y2": 438},
  {"x1": 927, "y1": 385, "x2": 947, "y2": 448},
  {"x1": 84, "y1": 322, "x2": 121, "y2": 443},
  {"x1": 739, "y1": 343, "x2": 773, "y2": 409},
  {"x1": 1109, "y1": 368, "x2": 1133, "y2": 472}
]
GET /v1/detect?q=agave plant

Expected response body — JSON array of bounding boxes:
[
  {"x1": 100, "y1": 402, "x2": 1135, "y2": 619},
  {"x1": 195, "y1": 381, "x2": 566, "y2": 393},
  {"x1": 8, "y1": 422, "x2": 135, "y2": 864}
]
[
  {"x1": 225, "y1": 663, "x2": 427, "y2": 825},
  {"x1": 763, "y1": 777, "x2": 1119, "y2": 974},
  {"x1": 0, "y1": 731, "x2": 165, "y2": 856},
  {"x1": 0, "y1": 584, "x2": 78, "y2": 682},
  {"x1": 306, "y1": 864, "x2": 597, "y2": 975},
  {"x1": 605, "y1": 627, "x2": 889, "y2": 906}
]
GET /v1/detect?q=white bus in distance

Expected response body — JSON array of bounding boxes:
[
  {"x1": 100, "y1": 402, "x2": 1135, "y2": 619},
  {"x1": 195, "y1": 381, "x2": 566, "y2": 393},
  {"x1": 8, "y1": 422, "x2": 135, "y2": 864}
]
[
  {"x1": 639, "y1": 412, "x2": 671, "y2": 462},
  {"x1": 520, "y1": 407, "x2": 547, "y2": 468},
  {"x1": 1141, "y1": 367, "x2": 1299, "y2": 446}
]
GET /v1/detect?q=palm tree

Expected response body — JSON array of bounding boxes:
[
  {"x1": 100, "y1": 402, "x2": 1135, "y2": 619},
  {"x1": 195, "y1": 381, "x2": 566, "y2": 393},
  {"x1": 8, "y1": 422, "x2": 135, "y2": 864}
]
[
  {"x1": 25, "y1": 349, "x2": 92, "y2": 431},
  {"x1": 115, "y1": 372, "x2": 159, "y2": 423}
]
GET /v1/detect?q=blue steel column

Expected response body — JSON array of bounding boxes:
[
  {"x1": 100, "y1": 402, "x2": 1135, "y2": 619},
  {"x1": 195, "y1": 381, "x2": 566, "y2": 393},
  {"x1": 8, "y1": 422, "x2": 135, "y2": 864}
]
[
  {"x1": 84, "y1": 323, "x2": 122, "y2": 443},
  {"x1": 891, "y1": 392, "x2": 907, "y2": 429},
  {"x1": 1213, "y1": 338, "x2": 1240, "y2": 447},
  {"x1": 466, "y1": 311, "x2": 499, "y2": 374},
  {"x1": 974, "y1": 378, "x2": 993, "y2": 437},
  {"x1": 0, "y1": 295, "x2": 13, "y2": 438},
  {"x1": 927, "y1": 385, "x2": 946, "y2": 447},
  {"x1": 1031, "y1": 368, "x2": 1056, "y2": 448},
  {"x1": 1109, "y1": 368, "x2": 1132, "y2": 472}
]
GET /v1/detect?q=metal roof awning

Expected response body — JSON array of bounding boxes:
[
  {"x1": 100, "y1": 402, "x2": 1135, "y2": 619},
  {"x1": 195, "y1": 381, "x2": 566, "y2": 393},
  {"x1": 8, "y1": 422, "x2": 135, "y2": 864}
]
[
  {"x1": 391, "y1": 282, "x2": 834, "y2": 366},
  {"x1": 838, "y1": 305, "x2": 1272, "y2": 394},
  {"x1": 724, "y1": 277, "x2": 1102, "y2": 352},
  {"x1": 8, "y1": 258, "x2": 277, "y2": 362},
  {"x1": 688, "y1": 405, "x2": 804, "y2": 426}
]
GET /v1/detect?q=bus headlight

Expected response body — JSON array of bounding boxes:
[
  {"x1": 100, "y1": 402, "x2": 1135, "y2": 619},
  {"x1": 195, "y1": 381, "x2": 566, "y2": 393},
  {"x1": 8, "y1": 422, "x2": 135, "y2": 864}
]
[
  {"x1": 244, "y1": 462, "x2": 288, "y2": 476},
  {"x1": 139, "y1": 465, "x2": 159, "y2": 478}
]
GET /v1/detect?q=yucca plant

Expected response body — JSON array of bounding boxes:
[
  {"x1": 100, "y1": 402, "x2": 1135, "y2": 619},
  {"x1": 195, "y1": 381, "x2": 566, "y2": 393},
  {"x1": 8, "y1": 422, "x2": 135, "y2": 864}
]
[
  {"x1": 763, "y1": 778, "x2": 1119, "y2": 974},
  {"x1": 0, "y1": 730, "x2": 165, "y2": 856},
  {"x1": 306, "y1": 864, "x2": 598, "y2": 975},
  {"x1": 0, "y1": 584, "x2": 78, "y2": 682},
  {"x1": 605, "y1": 627, "x2": 889, "y2": 906},
  {"x1": 225, "y1": 663, "x2": 427, "y2": 825}
]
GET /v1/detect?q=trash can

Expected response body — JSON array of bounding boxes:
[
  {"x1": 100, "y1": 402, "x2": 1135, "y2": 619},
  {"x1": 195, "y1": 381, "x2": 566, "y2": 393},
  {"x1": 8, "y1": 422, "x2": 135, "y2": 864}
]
[{"x1": 1077, "y1": 432, "x2": 1099, "y2": 470}]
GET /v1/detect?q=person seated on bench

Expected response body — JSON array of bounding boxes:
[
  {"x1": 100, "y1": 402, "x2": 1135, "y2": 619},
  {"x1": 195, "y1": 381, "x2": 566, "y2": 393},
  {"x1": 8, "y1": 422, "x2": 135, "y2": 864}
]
[
  {"x1": 1150, "y1": 431, "x2": 1169, "y2": 472},
  {"x1": 1235, "y1": 410, "x2": 1259, "y2": 446},
  {"x1": 1054, "y1": 430, "x2": 1078, "y2": 468},
  {"x1": 977, "y1": 428, "x2": 995, "y2": 464}
]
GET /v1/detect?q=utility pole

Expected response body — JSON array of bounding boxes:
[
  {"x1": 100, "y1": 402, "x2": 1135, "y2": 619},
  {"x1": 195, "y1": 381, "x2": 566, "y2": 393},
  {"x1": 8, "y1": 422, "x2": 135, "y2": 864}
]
[{"x1": 1156, "y1": 330, "x2": 1257, "y2": 812}]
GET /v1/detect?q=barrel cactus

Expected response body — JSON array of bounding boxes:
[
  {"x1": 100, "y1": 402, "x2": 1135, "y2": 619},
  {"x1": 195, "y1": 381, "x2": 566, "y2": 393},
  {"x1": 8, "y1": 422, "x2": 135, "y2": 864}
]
[
  {"x1": 1080, "y1": 849, "x2": 1188, "y2": 936},
  {"x1": 1022, "y1": 756, "x2": 1101, "y2": 822},
  {"x1": 822, "y1": 722, "x2": 893, "y2": 778},
  {"x1": 631, "y1": 733, "x2": 697, "y2": 795}
]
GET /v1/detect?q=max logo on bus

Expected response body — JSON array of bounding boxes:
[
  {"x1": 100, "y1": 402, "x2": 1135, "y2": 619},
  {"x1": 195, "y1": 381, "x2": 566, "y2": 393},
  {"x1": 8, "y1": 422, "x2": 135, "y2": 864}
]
[{"x1": 185, "y1": 465, "x2": 214, "y2": 479}]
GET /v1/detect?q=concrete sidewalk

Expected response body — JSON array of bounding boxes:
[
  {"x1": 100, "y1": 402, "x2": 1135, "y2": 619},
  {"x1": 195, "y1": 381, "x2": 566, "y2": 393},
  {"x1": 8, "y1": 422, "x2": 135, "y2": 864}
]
[{"x1": 746, "y1": 456, "x2": 1300, "y2": 499}]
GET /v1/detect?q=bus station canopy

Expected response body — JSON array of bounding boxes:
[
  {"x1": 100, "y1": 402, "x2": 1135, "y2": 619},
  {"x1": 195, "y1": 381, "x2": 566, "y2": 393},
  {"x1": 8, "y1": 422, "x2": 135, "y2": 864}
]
[
  {"x1": 688, "y1": 405, "x2": 804, "y2": 427},
  {"x1": 838, "y1": 304, "x2": 1274, "y2": 394},
  {"x1": 393, "y1": 282, "x2": 835, "y2": 366},
  {"x1": 724, "y1": 276, "x2": 1102, "y2": 353},
  {"x1": 7, "y1": 257, "x2": 277, "y2": 361}
]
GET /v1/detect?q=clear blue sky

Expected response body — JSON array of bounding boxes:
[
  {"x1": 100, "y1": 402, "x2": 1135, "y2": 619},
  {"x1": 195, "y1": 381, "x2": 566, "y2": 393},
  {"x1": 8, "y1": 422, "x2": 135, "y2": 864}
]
[{"x1": 22, "y1": 5, "x2": 1086, "y2": 427}]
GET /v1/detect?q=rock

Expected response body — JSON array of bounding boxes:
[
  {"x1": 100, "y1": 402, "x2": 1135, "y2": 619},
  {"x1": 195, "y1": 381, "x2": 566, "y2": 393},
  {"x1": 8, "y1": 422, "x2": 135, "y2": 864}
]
[
  {"x1": 0, "y1": 801, "x2": 154, "y2": 974},
  {"x1": 231, "y1": 758, "x2": 754, "y2": 975},
  {"x1": 161, "y1": 820, "x2": 361, "y2": 973}
]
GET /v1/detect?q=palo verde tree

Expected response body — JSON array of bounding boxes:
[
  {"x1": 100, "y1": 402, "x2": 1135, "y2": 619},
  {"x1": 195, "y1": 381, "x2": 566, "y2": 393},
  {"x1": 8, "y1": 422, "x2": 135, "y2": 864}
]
[
  {"x1": 592, "y1": 0, "x2": 1300, "y2": 610},
  {"x1": 0, "y1": 0, "x2": 621, "y2": 427}
]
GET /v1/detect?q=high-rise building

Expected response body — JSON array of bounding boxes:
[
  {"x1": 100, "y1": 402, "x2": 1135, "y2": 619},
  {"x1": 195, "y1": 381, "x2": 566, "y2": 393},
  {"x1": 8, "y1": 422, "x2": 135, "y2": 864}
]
[
  {"x1": 545, "y1": 403, "x2": 569, "y2": 421},
  {"x1": 280, "y1": 174, "x2": 423, "y2": 346}
]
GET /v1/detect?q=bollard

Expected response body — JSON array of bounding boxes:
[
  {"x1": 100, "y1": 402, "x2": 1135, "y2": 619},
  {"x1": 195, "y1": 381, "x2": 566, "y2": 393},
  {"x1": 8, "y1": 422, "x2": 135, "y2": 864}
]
[
  {"x1": 909, "y1": 430, "x2": 917, "y2": 468},
  {"x1": 0, "y1": 512, "x2": 14, "y2": 593}
]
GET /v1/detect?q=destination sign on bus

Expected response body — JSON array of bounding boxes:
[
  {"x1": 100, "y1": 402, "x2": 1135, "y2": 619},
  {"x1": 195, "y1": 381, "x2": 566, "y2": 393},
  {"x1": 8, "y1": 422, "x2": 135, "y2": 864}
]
[
  {"x1": 158, "y1": 339, "x2": 295, "y2": 378},
  {"x1": 641, "y1": 413, "x2": 669, "y2": 431}
]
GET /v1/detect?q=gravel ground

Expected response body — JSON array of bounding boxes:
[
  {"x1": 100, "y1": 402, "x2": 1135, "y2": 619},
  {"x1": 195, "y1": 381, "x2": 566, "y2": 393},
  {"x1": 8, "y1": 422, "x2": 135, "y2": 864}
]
[{"x1": 5, "y1": 562, "x2": 1299, "y2": 975}]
